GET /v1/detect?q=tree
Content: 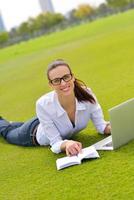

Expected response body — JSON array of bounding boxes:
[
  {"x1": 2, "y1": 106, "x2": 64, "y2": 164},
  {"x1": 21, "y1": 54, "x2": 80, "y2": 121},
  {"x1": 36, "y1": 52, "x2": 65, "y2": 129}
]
[
  {"x1": 74, "y1": 4, "x2": 94, "y2": 19},
  {"x1": 106, "y1": 0, "x2": 133, "y2": 8},
  {"x1": 17, "y1": 22, "x2": 30, "y2": 36},
  {"x1": 96, "y1": 3, "x2": 112, "y2": 16},
  {"x1": 0, "y1": 32, "x2": 9, "y2": 46},
  {"x1": 27, "y1": 17, "x2": 37, "y2": 34},
  {"x1": 50, "y1": 13, "x2": 65, "y2": 26},
  {"x1": 34, "y1": 12, "x2": 64, "y2": 31},
  {"x1": 9, "y1": 27, "x2": 18, "y2": 38},
  {"x1": 67, "y1": 9, "x2": 77, "y2": 21}
]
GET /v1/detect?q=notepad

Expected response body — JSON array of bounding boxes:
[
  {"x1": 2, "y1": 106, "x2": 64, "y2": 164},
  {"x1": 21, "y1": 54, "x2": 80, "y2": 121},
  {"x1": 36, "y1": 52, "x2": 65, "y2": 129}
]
[{"x1": 56, "y1": 146, "x2": 100, "y2": 170}]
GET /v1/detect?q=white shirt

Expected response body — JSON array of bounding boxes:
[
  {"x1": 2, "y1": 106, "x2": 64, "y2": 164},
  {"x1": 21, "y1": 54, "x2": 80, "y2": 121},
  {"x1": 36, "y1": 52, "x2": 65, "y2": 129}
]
[{"x1": 36, "y1": 90, "x2": 108, "y2": 154}]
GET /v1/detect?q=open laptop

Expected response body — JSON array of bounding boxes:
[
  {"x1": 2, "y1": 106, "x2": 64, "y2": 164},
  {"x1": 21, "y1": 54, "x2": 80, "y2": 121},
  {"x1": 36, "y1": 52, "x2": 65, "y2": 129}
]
[{"x1": 93, "y1": 98, "x2": 134, "y2": 150}]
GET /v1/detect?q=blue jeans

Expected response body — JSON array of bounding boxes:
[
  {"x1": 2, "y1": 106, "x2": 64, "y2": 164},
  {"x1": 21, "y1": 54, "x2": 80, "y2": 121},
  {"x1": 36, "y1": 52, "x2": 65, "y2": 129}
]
[{"x1": 0, "y1": 117, "x2": 40, "y2": 146}]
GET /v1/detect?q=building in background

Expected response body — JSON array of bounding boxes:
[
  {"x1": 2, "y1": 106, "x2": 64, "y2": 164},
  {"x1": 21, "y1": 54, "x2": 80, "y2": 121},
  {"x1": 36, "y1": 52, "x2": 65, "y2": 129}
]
[
  {"x1": 39, "y1": 0, "x2": 54, "y2": 13},
  {"x1": 0, "y1": 11, "x2": 6, "y2": 32}
]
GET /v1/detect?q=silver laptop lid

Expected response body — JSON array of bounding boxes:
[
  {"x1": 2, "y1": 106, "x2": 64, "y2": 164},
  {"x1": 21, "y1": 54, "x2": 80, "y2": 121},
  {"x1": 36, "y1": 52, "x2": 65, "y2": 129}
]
[{"x1": 109, "y1": 98, "x2": 134, "y2": 149}]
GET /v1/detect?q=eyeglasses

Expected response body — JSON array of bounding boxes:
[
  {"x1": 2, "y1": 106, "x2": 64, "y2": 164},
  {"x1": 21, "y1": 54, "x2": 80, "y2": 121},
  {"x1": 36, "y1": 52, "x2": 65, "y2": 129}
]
[{"x1": 49, "y1": 74, "x2": 72, "y2": 86}]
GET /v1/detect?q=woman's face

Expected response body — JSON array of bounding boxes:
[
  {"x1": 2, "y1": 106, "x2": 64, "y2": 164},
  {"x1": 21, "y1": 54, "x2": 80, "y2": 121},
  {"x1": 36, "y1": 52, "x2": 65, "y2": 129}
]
[{"x1": 48, "y1": 65, "x2": 75, "y2": 97}]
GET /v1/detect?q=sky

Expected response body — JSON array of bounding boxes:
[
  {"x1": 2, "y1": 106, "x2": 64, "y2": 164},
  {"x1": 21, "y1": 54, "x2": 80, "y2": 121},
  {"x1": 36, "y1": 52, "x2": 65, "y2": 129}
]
[{"x1": 0, "y1": 0, "x2": 106, "y2": 31}]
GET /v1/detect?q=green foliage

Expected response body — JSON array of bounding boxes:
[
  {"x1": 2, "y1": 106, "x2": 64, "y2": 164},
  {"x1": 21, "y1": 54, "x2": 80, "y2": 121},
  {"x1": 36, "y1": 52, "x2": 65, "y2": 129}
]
[
  {"x1": 16, "y1": 12, "x2": 65, "y2": 35},
  {"x1": 0, "y1": 31, "x2": 9, "y2": 45},
  {"x1": 34, "y1": 12, "x2": 64, "y2": 30},
  {"x1": 17, "y1": 21, "x2": 30, "y2": 36},
  {"x1": 74, "y1": 4, "x2": 94, "y2": 19},
  {"x1": 106, "y1": 0, "x2": 134, "y2": 8},
  {"x1": 0, "y1": 9, "x2": 134, "y2": 200}
]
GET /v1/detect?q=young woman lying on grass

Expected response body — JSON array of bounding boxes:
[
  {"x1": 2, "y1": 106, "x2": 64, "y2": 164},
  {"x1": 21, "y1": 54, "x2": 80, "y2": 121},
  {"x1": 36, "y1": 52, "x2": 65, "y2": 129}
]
[{"x1": 0, "y1": 59, "x2": 111, "y2": 156}]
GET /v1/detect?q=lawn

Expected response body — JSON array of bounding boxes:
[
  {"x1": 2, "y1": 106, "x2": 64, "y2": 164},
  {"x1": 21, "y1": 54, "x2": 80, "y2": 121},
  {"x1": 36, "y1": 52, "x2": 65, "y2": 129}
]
[{"x1": 0, "y1": 9, "x2": 134, "y2": 200}]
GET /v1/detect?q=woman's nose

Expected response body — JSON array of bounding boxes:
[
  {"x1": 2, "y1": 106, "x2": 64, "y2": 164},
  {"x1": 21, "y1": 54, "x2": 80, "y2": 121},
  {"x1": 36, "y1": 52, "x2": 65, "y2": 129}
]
[{"x1": 60, "y1": 79, "x2": 66, "y2": 85}]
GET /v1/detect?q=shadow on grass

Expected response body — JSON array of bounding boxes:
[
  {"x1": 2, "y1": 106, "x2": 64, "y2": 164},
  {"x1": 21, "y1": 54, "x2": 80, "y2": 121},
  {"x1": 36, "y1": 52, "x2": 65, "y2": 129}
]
[{"x1": 71, "y1": 131, "x2": 106, "y2": 147}]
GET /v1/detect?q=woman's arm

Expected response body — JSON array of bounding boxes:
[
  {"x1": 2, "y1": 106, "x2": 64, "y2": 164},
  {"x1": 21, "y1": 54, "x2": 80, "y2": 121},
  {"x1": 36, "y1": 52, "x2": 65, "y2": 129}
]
[
  {"x1": 88, "y1": 90, "x2": 111, "y2": 134},
  {"x1": 36, "y1": 101, "x2": 66, "y2": 154},
  {"x1": 104, "y1": 123, "x2": 111, "y2": 135}
]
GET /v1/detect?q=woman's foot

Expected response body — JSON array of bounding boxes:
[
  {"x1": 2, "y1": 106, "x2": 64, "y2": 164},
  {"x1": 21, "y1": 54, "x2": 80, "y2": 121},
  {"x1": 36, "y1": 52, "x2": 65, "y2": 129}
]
[{"x1": 0, "y1": 117, "x2": 11, "y2": 137}]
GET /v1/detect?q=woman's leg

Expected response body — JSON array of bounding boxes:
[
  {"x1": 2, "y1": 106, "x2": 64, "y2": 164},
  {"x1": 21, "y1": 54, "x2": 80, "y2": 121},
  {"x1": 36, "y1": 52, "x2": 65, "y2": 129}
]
[
  {"x1": 10, "y1": 122, "x2": 24, "y2": 128},
  {"x1": 0, "y1": 117, "x2": 12, "y2": 137},
  {"x1": 0, "y1": 117, "x2": 39, "y2": 147}
]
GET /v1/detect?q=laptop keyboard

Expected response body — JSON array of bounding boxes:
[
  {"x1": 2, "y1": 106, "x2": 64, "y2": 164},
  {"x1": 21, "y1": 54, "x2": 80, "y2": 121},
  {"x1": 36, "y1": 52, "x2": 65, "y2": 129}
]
[{"x1": 104, "y1": 141, "x2": 113, "y2": 147}]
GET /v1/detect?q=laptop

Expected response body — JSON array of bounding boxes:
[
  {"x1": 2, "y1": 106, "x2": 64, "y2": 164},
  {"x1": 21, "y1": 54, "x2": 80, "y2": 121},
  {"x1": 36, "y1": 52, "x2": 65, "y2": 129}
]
[{"x1": 93, "y1": 98, "x2": 134, "y2": 150}]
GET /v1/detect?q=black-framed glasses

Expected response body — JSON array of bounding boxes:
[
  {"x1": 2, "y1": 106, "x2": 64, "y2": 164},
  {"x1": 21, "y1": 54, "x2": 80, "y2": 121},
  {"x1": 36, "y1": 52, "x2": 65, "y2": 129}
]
[{"x1": 49, "y1": 74, "x2": 73, "y2": 86}]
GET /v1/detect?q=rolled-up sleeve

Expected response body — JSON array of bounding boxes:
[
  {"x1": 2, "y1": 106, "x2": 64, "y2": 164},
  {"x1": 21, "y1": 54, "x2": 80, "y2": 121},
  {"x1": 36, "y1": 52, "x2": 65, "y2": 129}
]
[
  {"x1": 50, "y1": 140, "x2": 68, "y2": 154},
  {"x1": 36, "y1": 102, "x2": 66, "y2": 154},
  {"x1": 90, "y1": 103, "x2": 108, "y2": 134},
  {"x1": 87, "y1": 88, "x2": 108, "y2": 133}
]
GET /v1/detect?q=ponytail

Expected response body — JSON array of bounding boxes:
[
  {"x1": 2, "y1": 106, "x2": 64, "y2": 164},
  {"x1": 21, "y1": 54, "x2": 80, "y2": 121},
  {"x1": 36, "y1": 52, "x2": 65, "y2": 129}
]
[{"x1": 74, "y1": 79, "x2": 96, "y2": 104}]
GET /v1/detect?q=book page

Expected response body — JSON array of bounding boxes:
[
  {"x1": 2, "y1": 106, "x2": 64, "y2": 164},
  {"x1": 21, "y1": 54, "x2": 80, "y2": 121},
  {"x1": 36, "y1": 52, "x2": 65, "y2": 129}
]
[
  {"x1": 78, "y1": 146, "x2": 100, "y2": 160},
  {"x1": 56, "y1": 155, "x2": 81, "y2": 170}
]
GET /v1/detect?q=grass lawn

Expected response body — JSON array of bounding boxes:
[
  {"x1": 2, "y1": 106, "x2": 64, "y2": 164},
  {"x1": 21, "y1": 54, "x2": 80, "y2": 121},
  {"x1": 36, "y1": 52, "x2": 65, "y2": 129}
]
[{"x1": 0, "y1": 9, "x2": 134, "y2": 200}]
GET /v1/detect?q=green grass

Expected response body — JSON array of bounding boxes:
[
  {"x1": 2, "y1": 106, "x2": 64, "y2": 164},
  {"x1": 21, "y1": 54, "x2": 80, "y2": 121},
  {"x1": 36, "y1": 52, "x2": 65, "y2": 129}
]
[{"x1": 0, "y1": 9, "x2": 134, "y2": 200}]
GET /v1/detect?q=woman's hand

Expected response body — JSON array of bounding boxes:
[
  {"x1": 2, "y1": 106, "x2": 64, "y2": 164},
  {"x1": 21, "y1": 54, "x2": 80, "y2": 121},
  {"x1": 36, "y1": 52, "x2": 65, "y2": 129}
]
[
  {"x1": 61, "y1": 140, "x2": 82, "y2": 156},
  {"x1": 65, "y1": 140, "x2": 82, "y2": 156},
  {"x1": 104, "y1": 124, "x2": 111, "y2": 135}
]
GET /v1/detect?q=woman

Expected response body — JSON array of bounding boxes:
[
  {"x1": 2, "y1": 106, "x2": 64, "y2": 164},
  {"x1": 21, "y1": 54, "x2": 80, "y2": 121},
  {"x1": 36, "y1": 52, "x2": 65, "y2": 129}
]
[{"x1": 0, "y1": 59, "x2": 111, "y2": 156}]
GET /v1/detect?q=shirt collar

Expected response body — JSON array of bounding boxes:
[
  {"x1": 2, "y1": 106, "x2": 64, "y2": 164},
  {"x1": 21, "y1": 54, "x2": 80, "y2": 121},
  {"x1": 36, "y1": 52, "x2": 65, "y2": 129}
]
[{"x1": 53, "y1": 92, "x2": 86, "y2": 117}]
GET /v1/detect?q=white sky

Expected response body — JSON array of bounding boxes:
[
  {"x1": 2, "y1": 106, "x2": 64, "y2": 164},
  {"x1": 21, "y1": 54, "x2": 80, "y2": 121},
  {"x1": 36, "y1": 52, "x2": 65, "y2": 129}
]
[{"x1": 0, "y1": 0, "x2": 106, "y2": 30}]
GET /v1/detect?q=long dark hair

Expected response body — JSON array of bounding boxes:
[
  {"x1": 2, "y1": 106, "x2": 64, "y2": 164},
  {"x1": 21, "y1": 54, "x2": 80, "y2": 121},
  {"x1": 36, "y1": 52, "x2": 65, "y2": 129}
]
[{"x1": 47, "y1": 59, "x2": 96, "y2": 104}]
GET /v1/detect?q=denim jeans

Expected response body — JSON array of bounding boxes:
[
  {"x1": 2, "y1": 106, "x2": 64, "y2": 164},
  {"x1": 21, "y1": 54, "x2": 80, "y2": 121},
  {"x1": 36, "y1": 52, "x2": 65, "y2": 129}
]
[{"x1": 0, "y1": 117, "x2": 40, "y2": 146}]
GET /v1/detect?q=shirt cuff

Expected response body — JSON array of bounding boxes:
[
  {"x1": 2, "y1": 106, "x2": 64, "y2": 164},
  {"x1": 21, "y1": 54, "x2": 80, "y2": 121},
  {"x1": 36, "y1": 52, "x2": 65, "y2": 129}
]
[
  {"x1": 50, "y1": 139, "x2": 68, "y2": 154},
  {"x1": 100, "y1": 121, "x2": 110, "y2": 134}
]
